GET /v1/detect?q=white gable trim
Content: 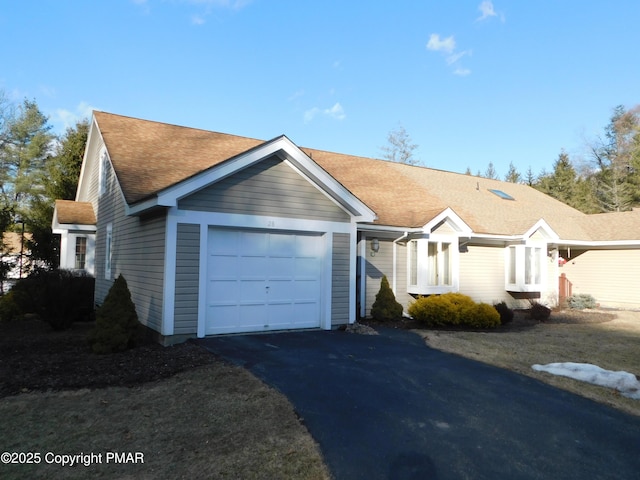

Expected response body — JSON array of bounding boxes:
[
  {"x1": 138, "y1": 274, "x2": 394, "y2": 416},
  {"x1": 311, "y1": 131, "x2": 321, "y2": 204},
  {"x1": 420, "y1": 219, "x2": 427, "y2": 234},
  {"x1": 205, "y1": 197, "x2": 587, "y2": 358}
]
[
  {"x1": 524, "y1": 219, "x2": 560, "y2": 242},
  {"x1": 126, "y1": 136, "x2": 376, "y2": 223},
  {"x1": 422, "y1": 208, "x2": 473, "y2": 236}
]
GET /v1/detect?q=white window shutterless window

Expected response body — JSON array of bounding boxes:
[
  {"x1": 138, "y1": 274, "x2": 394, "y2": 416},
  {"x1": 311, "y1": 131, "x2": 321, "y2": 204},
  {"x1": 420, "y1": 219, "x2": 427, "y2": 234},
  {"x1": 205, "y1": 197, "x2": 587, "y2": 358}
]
[
  {"x1": 105, "y1": 223, "x2": 113, "y2": 279},
  {"x1": 75, "y1": 237, "x2": 87, "y2": 270},
  {"x1": 407, "y1": 237, "x2": 458, "y2": 295},
  {"x1": 505, "y1": 243, "x2": 545, "y2": 292}
]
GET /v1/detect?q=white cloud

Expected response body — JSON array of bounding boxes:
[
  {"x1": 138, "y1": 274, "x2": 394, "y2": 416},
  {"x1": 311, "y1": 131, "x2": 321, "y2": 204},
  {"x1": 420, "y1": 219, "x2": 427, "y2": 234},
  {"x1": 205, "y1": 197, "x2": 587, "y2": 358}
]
[
  {"x1": 427, "y1": 34, "x2": 471, "y2": 76},
  {"x1": 477, "y1": 1, "x2": 496, "y2": 21},
  {"x1": 53, "y1": 101, "x2": 96, "y2": 132},
  {"x1": 304, "y1": 107, "x2": 320, "y2": 124},
  {"x1": 288, "y1": 89, "x2": 305, "y2": 102},
  {"x1": 426, "y1": 34, "x2": 456, "y2": 54},
  {"x1": 446, "y1": 49, "x2": 472, "y2": 66},
  {"x1": 476, "y1": 1, "x2": 505, "y2": 22},
  {"x1": 324, "y1": 102, "x2": 345, "y2": 120},
  {"x1": 304, "y1": 102, "x2": 346, "y2": 123},
  {"x1": 191, "y1": 14, "x2": 206, "y2": 25},
  {"x1": 453, "y1": 67, "x2": 471, "y2": 77}
]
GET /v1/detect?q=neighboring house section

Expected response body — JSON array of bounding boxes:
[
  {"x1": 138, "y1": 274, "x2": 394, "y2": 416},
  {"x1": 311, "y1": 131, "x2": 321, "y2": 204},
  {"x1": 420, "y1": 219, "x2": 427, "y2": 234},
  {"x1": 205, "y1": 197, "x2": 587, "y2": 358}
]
[
  {"x1": 53, "y1": 111, "x2": 640, "y2": 343},
  {"x1": 52, "y1": 200, "x2": 96, "y2": 275}
]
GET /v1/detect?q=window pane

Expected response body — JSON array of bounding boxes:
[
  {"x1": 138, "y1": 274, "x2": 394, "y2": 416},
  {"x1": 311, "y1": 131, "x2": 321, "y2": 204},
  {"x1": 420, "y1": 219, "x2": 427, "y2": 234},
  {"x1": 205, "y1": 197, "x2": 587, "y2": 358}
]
[
  {"x1": 534, "y1": 247, "x2": 541, "y2": 284},
  {"x1": 508, "y1": 247, "x2": 516, "y2": 284},
  {"x1": 428, "y1": 242, "x2": 438, "y2": 286},
  {"x1": 409, "y1": 241, "x2": 418, "y2": 286},
  {"x1": 442, "y1": 242, "x2": 451, "y2": 285},
  {"x1": 524, "y1": 247, "x2": 532, "y2": 284},
  {"x1": 75, "y1": 237, "x2": 86, "y2": 270}
]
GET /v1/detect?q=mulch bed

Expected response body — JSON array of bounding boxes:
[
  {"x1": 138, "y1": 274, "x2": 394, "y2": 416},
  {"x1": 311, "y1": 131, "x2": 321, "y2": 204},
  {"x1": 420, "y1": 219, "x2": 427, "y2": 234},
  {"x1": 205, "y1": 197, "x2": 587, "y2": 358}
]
[
  {"x1": 0, "y1": 317, "x2": 216, "y2": 398},
  {"x1": 360, "y1": 308, "x2": 617, "y2": 332}
]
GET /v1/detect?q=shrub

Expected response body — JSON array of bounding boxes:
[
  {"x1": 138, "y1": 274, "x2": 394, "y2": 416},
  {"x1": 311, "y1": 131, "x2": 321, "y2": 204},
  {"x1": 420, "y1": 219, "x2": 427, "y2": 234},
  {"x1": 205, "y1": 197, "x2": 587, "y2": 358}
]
[
  {"x1": 529, "y1": 302, "x2": 551, "y2": 321},
  {"x1": 461, "y1": 303, "x2": 501, "y2": 329},
  {"x1": 409, "y1": 293, "x2": 502, "y2": 329},
  {"x1": 567, "y1": 294, "x2": 597, "y2": 310},
  {"x1": 493, "y1": 301, "x2": 514, "y2": 325},
  {"x1": 89, "y1": 275, "x2": 142, "y2": 354},
  {"x1": 371, "y1": 275, "x2": 403, "y2": 321},
  {"x1": 0, "y1": 291, "x2": 21, "y2": 322},
  {"x1": 9, "y1": 269, "x2": 95, "y2": 330},
  {"x1": 408, "y1": 295, "x2": 456, "y2": 327}
]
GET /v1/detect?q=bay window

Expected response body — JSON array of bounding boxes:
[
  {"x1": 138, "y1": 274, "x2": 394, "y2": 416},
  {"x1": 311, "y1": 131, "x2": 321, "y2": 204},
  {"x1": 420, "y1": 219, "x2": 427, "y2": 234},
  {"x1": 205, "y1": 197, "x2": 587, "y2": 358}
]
[
  {"x1": 408, "y1": 237, "x2": 458, "y2": 295},
  {"x1": 505, "y1": 243, "x2": 546, "y2": 292}
]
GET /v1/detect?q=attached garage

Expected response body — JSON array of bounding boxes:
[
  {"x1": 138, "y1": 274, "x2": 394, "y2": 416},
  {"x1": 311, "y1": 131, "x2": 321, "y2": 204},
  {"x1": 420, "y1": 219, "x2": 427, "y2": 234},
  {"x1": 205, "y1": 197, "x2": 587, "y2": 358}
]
[{"x1": 206, "y1": 228, "x2": 323, "y2": 334}]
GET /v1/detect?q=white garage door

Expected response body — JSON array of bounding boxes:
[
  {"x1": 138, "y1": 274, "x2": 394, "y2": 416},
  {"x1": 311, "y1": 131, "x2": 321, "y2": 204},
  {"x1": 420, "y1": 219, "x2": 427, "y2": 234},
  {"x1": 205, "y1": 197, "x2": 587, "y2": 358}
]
[{"x1": 206, "y1": 228, "x2": 323, "y2": 335}]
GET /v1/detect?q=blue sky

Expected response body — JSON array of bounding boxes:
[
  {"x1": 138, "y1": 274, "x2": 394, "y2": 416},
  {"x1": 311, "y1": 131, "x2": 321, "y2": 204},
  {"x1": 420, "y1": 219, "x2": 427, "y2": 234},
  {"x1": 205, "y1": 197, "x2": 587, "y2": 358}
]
[{"x1": 1, "y1": 1, "x2": 639, "y2": 177}]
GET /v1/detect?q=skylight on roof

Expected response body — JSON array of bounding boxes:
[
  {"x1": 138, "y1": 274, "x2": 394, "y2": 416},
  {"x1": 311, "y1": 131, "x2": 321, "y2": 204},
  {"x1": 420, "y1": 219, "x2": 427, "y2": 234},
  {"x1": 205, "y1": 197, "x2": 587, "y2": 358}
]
[{"x1": 488, "y1": 189, "x2": 515, "y2": 200}]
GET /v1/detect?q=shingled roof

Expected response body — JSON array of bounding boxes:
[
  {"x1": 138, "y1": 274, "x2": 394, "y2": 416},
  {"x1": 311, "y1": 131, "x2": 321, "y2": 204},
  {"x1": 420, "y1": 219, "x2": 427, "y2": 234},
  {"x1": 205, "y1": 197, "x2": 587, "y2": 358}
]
[
  {"x1": 93, "y1": 112, "x2": 640, "y2": 242},
  {"x1": 54, "y1": 200, "x2": 96, "y2": 225}
]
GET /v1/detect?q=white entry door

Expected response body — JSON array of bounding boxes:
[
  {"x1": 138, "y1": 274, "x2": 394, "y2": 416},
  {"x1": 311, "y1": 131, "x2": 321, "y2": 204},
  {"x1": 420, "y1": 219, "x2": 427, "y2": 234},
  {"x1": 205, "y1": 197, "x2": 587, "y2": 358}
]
[{"x1": 205, "y1": 228, "x2": 323, "y2": 334}]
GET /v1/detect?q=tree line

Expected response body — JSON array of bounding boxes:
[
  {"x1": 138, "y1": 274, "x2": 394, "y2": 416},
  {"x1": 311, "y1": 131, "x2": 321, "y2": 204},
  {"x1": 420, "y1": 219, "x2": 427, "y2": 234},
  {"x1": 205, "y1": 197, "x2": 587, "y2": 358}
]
[
  {"x1": 383, "y1": 105, "x2": 640, "y2": 214},
  {"x1": 469, "y1": 105, "x2": 640, "y2": 213},
  {"x1": 0, "y1": 91, "x2": 87, "y2": 279}
]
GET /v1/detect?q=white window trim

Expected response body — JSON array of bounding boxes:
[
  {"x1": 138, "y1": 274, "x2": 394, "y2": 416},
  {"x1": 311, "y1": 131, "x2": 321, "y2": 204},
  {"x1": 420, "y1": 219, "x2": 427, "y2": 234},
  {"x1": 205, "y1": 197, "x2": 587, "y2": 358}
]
[
  {"x1": 99, "y1": 149, "x2": 109, "y2": 197},
  {"x1": 407, "y1": 234, "x2": 460, "y2": 295},
  {"x1": 505, "y1": 242, "x2": 547, "y2": 292},
  {"x1": 105, "y1": 223, "x2": 113, "y2": 280}
]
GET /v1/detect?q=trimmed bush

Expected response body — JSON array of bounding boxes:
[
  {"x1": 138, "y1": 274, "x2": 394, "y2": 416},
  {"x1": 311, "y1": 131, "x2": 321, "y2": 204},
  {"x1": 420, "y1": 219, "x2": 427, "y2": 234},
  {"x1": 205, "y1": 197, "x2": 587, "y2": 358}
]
[
  {"x1": 371, "y1": 275, "x2": 403, "y2": 321},
  {"x1": 529, "y1": 302, "x2": 551, "y2": 321},
  {"x1": 9, "y1": 269, "x2": 95, "y2": 330},
  {"x1": 461, "y1": 303, "x2": 501, "y2": 328},
  {"x1": 89, "y1": 275, "x2": 142, "y2": 354},
  {"x1": 409, "y1": 292, "x2": 501, "y2": 329},
  {"x1": 493, "y1": 301, "x2": 514, "y2": 325},
  {"x1": 568, "y1": 294, "x2": 597, "y2": 310},
  {"x1": 408, "y1": 295, "x2": 456, "y2": 327}
]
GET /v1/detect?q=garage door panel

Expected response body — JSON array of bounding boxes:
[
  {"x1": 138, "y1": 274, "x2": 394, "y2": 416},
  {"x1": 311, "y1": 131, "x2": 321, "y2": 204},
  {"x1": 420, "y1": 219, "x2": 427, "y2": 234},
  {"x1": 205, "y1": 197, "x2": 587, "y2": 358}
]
[
  {"x1": 241, "y1": 231, "x2": 269, "y2": 256},
  {"x1": 206, "y1": 228, "x2": 323, "y2": 334}
]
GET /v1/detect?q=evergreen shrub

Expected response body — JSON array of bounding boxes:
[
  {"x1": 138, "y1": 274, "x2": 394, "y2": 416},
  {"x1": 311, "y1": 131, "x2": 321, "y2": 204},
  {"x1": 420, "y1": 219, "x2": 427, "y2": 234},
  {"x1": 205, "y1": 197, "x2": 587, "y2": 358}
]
[
  {"x1": 493, "y1": 301, "x2": 514, "y2": 325},
  {"x1": 529, "y1": 302, "x2": 551, "y2": 321},
  {"x1": 9, "y1": 269, "x2": 95, "y2": 330},
  {"x1": 89, "y1": 275, "x2": 142, "y2": 354},
  {"x1": 462, "y1": 303, "x2": 501, "y2": 328},
  {"x1": 567, "y1": 294, "x2": 597, "y2": 310},
  {"x1": 371, "y1": 275, "x2": 403, "y2": 321}
]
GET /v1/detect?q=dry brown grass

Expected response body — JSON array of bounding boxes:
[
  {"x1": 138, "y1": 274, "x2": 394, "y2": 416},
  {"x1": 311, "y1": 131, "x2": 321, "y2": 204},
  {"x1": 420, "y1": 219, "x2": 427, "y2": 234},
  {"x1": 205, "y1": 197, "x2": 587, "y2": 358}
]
[
  {"x1": 0, "y1": 363, "x2": 330, "y2": 480},
  {"x1": 417, "y1": 309, "x2": 640, "y2": 417}
]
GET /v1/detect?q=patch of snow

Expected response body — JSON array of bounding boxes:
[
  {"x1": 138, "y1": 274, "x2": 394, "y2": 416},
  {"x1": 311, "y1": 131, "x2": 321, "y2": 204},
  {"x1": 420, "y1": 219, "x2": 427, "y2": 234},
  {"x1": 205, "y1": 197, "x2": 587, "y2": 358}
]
[{"x1": 532, "y1": 362, "x2": 640, "y2": 400}]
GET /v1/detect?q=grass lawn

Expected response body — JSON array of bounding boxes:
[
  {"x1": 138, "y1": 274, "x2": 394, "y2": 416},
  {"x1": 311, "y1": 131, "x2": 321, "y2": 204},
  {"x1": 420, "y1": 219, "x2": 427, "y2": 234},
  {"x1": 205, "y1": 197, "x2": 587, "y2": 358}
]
[
  {"x1": 416, "y1": 309, "x2": 640, "y2": 417},
  {"x1": 0, "y1": 318, "x2": 330, "y2": 480}
]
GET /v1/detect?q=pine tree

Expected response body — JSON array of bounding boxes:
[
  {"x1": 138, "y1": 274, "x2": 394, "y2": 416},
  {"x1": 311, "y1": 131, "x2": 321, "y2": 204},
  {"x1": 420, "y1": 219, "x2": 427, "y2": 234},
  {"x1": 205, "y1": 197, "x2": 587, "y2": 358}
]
[{"x1": 371, "y1": 275, "x2": 403, "y2": 321}]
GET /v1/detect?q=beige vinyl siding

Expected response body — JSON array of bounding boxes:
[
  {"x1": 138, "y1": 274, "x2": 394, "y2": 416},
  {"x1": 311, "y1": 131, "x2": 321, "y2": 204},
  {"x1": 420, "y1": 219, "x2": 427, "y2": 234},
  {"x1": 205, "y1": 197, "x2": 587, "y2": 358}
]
[
  {"x1": 94, "y1": 156, "x2": 166, "y2": 332},
  {"x1": 459, "y1": 246, "x2": 515, "y2": 306},
  {"x1": 561, "y1": 250, "x2": 640, "y2": 309},
  {"x1": 178, "y1": 156, "x2": 350, "y2": 222},
  {"x1": 174, "y1": 223, "x2": 200, "y2": 334},
  {"x1": 363, "y1": 236, "x2": 410, "y2": 317},
  {"x1": 331, "y1": 233, "x2": 350, "y2": 325}
]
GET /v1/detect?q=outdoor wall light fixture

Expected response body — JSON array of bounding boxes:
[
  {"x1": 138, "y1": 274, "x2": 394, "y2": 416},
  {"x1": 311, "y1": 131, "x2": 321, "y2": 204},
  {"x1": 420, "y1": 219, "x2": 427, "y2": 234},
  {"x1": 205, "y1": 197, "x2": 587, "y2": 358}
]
[{"x1": 371, "y1": 238, "x2": 380, "y2": 256}]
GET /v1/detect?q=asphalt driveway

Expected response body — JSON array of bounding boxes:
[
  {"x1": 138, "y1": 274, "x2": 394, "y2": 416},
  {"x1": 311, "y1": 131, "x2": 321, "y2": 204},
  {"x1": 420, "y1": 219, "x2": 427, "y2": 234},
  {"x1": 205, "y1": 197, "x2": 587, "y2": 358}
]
[{"x1": 200, "y1": 327, "x2": 640, "y2": 480}]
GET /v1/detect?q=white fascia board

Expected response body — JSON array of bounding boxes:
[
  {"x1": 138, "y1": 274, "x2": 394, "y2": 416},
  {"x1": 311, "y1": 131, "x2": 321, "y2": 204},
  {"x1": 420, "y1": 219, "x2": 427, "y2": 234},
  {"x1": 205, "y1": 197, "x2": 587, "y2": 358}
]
[
  {"x1": 358, "y1": 224, "x2": 423, "y2": 234},
  {"x1": 422, "y1": 208, "x2": 473, "y2": 235},
  {"x1": 127, "y1": 135, "x2": 377, "y2": 222},
  {"x1": 52, "y1": 224, "x2": 96, "y2": 234},
  {"x1": 75, "y1": 114, "x2": 101, "y2": 202},
  {"x1": 556, "y1": 239, "x2": 640, "y2": 249},
  {"x1": 524, "y1": 219, "x2": 560, "y2": 241}
]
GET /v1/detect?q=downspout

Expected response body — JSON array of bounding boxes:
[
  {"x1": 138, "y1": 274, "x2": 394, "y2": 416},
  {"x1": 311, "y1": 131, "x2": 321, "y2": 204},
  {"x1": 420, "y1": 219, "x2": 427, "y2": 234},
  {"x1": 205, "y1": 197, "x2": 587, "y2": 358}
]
[{"x1": 392, "y1": 232, "x2": 409, "y2": 295}]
